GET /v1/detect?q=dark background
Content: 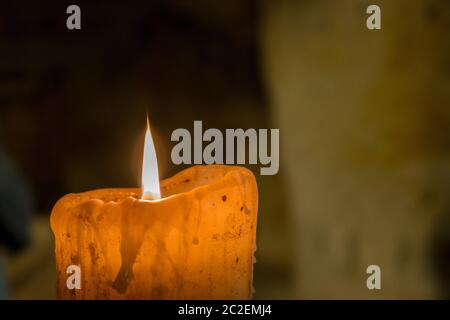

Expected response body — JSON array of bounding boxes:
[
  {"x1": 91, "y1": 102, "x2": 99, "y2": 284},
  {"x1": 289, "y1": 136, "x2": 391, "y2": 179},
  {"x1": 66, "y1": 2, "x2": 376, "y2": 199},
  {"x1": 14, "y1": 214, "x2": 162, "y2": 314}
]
[{"x1": 0, "y1": 0, "x2": 266, "y2": 211}]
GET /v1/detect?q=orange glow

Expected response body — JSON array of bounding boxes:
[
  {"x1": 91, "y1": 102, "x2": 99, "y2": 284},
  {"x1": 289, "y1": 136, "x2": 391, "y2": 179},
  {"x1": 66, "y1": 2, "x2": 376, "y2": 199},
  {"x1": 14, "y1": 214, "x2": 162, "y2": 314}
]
[{"x1": 51, "y1": 165, "x2": 258, "y2": 299}]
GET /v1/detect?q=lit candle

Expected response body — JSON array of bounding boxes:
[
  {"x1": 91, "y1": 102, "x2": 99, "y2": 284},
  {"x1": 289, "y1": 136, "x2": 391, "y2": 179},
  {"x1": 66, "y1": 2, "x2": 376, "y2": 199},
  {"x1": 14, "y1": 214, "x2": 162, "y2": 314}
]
[{"x1": 50, "y1": 117, "x2": 258, "y2": 299}]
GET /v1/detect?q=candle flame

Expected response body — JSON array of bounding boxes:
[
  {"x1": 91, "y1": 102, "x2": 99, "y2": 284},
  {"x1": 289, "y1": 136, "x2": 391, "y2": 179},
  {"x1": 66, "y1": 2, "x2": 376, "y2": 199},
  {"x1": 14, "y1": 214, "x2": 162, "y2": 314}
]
[{"x1": 141, "y1": 115, "x2": 161, "y2": 200}]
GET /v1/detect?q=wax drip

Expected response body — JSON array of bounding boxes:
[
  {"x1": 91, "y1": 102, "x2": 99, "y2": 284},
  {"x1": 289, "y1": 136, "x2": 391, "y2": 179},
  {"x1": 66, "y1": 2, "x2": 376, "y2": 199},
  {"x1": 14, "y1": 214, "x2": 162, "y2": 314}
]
[
  {"x1": 112, "y1": 198, "x2": 149, "y2": 294},
  {"x1": 112, "y1": 265, "x2": 132, "y2": 293}
]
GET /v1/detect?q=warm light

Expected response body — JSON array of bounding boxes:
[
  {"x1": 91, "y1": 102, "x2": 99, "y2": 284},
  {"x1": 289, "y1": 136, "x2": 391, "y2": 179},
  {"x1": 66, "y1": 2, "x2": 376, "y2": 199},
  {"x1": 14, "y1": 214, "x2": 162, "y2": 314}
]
[{"x1": 141, "y1": 115, "x2": 161, "y2": 200}]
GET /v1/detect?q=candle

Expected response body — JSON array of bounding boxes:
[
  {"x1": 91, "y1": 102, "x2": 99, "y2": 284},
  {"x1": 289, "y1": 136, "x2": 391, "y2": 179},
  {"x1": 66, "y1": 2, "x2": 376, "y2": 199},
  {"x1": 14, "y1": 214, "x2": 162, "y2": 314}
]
[{"x1": 50, "y1": 118, "x2": 258, "y2": 299}]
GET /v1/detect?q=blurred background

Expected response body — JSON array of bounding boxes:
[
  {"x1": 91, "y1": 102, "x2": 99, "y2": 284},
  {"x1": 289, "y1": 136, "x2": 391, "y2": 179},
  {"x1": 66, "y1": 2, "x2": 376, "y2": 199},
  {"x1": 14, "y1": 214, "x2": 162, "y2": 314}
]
[{"x1": 0, "y1": 0, "x2": 449, "y2": 299}]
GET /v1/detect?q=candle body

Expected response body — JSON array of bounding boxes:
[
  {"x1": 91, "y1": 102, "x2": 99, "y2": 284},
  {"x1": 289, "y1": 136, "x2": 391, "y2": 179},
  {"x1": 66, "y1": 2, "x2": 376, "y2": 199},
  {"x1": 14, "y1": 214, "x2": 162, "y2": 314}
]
[{"x1": 51, "y1": 165, "x2": 258, "y2": 299}]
